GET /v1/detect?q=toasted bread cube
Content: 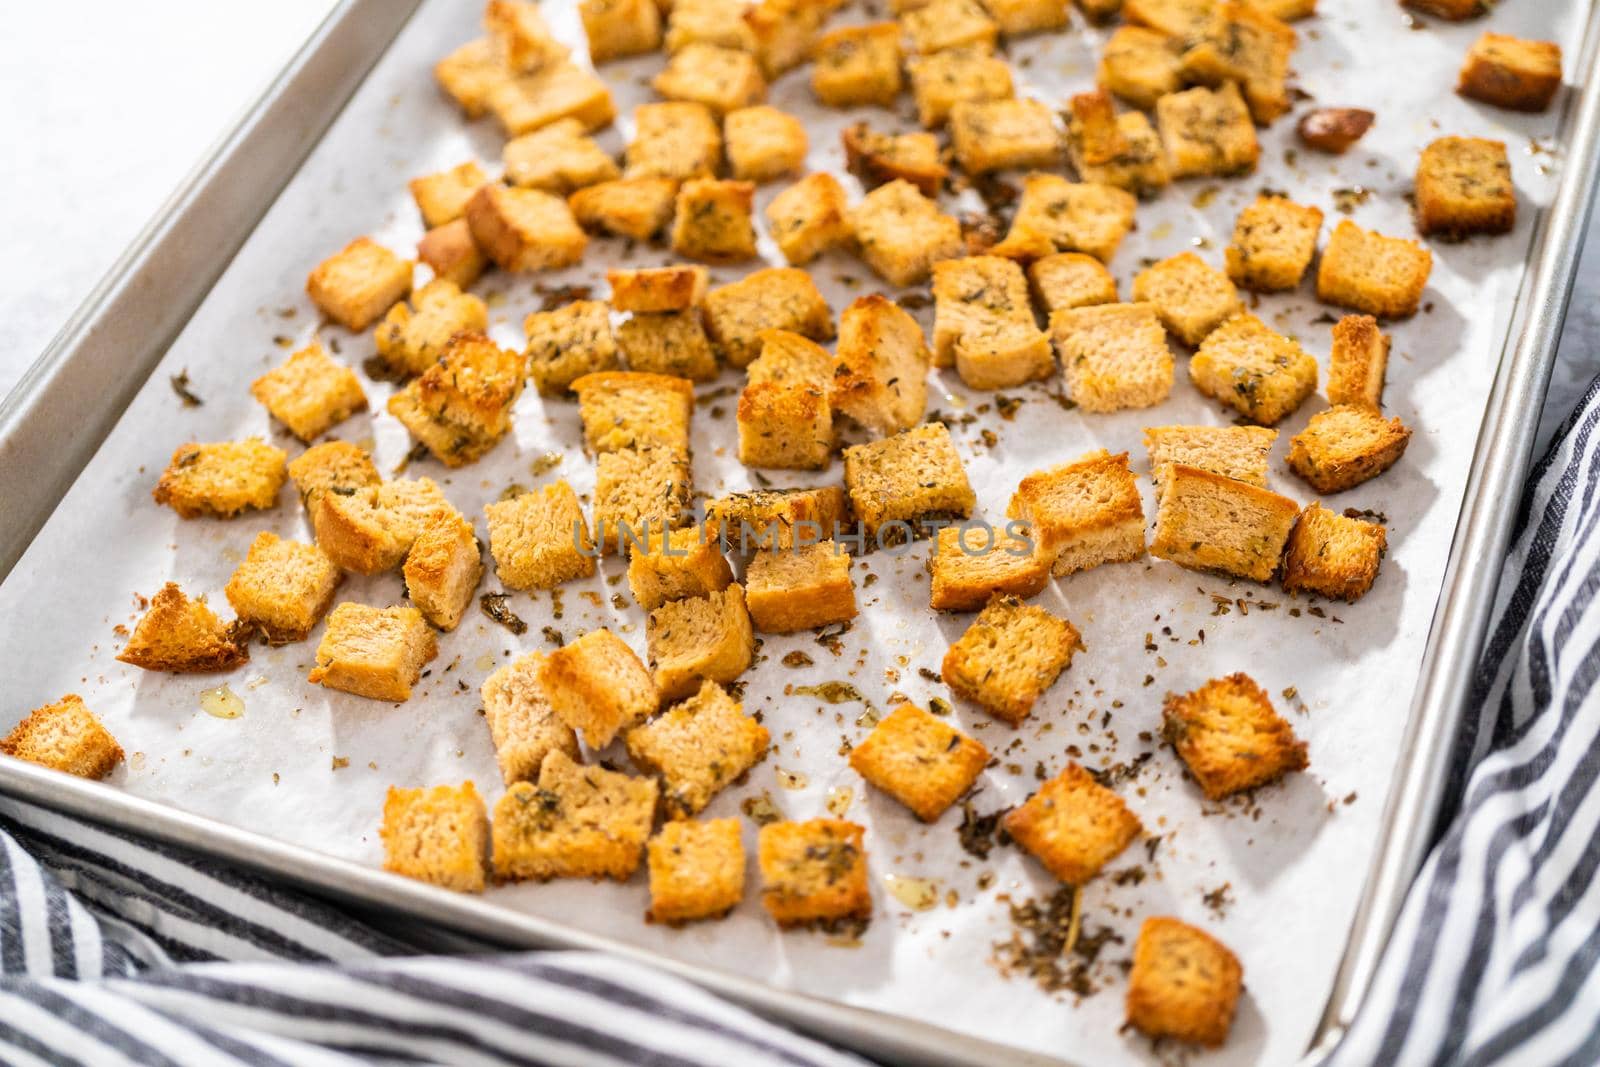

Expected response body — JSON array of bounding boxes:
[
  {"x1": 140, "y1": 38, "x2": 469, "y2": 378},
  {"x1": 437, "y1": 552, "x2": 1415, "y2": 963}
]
[
  {"x1": 1029, "y1": 253, "x2": 1118, "y2": 313},
  {"x1": 1416, "y1": 136, "x2": 1515, "y2": 238},
  {"x1": 1150, "y1": 464, "x2": 1299, "y2": 581},
  {"x1": 1123, "y1": 0, "x2": 1214, "y2": 43},
  {"x1": 410, "y1": 161, "x2": 489, "y2": 229},
  {"x1": 1065, "y1": 91, "x2": 1171, "y2": 198},
  {"x1": 1326, "y1": 314, "x2": 1389, "y2": 410},
  {"x1": 486, "y1": 0, "x2": 570, "y2": 72},
  {"x1": 1288, "y1": 405, "x2": 1412, "y2": 494},
  {"x1": 417, "y1": 219, "x2": 489, "y2": 289},
  {"x1": 844, "y1": 423, "x2": 975, "y2": 541},
  {"x1": 374, "y1": 278, "x2": 490, "y2": 378},
  {"x1": 608, "y1": 266, "x2": 709, "y2": 314},
  {"x1": 307, "y1": 238, "x2": 412, "y2": 332},
  {"x1": 402, "y1": 512, "x2": 483, "y2": 631},
  {"x1": 907, "y1": 47, "x2": 1013, "y2": 128},
  {"x1": 386, "y1": 332, "x2": 523, "y2": 467},
  {"x1": 249, "y1": 342, "x2": 367, "y2": 443},
  {"x1": 1282, "y1": 502, "x2": 1385, "y2": 601},
  {"x1": 1099, "y1": 26, "x2": 1182, "y2": 109},
  {"x1": 524, "y1": 300, "x2": 620, "y2": 395},
  {"x1": 746, "y1": 0, "x2": 832, "y2": 79},
  {"x1": 1189, "y1": 312, "x2": 1317, "y2": 426},
  {"x1": 504, "y1": 118, "x2": 621, "y2": 192},
  {"x1": 488, "y1": 61, "x2": 616, "y2": 135},
  {"x1": 831, "y1": 294, "x2": 930, "y2": 436},
  {"x1": 1004, "y1": 763, "x2": 1140, "y2": 881},
  {"x1": 1254, "y1": 0, "x2": 1314, "y2": 17},
  {"x1": 1316, "y1": 221, "x2": 1433, "y2": 320},
  {"x1": 493, "y1": 750, "x2": 659, "y2": 881},
  {"x1": 1225, "y1": 195, "x2": 1323, "y2": 292},
  {"x1": 647, "y1": 818, "x2": 746, "y2": 923},
  {"x1": 1, "y1": 695, "x2": 122, "y2": 780},
  {"x1": 664, "y1": 0, "x2": 758, "y2": 51},
  {"x1": 581, "y1": 0, "x2": 663, "y2": 61},
  {"x1": 903, "y1": 0, "x2": 998, "y2": 54},
  {"x1": 538, "y1": 629, "x2": 660, "y2": 747},
  {"x1": 842, "y1": 124, "x2": 946, "y2": 197},
  {"x1": 745, "y1": 542, "x2": 857, "y2": 631},
  {"x1": 288, "y1": 441, "x2": 379, "y2": 509},
  {"x1": 746, "y1": 329, "x2": 832, "y2": 392},
  {"x1": 758, "y1": 819, "x2": 871, "y2": 926},
  {"x1": 629, "y1": 526, "x2": 734, "y2": 610},
  {"x1": 938, "y1": 284, "x2": 1054, "y2": 391},
  {"x1": 380, "y1": 782, "x2": 490, "y2": 893},
  {"x1": 1164, "y1": 672, "x2": 1307, "y2": 798},
  {"x1": 672, "y1": 178, "x2": 759, "y2": 262},
  {"x1": 625, "y1": 102, "x2": 722, "y2": 181},
  {"x1": 117, "y1": 583, "x2": 248, "y2": 673},
  {"x1": 435, "y1": 38, "x2": 512, "y2": 119},
  {"x1": 850, "y1": 703, "x2": 989, "y2": 820},
  {"x1": 1143, "y1": 424, "x2": 1275, "y2": 487},
  {"x1": 849, "y1": 180, "x2": 965, "y2": 288},
  {"x1": 737, "y1": 378, "x2": 834, "y2": 470},
  {"x1": 153, "y1": 439, "x2": 286, "y2": 520},
  {"x1": 311, "y1": 477, "x2": 454, "y2": 575},
  {"x1": 654, "y1": 44, "x2": 767, "y2": 114},
  {"x1": 1179, "y1": 3, "x2": 1295, "y2": 124},
  {"x1": 481, "y1": 652, "x2": 582, "y2": 784},
  {"x1": 647, "y1": 586, "x2": 756, "y2": 700},
  {"x1": 594, "y1": 447, "x2": 694, "y2": 554},
  {"x1": 767, "y1": 173, "x2": 851, "y2": 265},
  {"x1": 618, "y1": 311, "x2": 720, "y2": 381},
  {"x1": 572, "y1": 370, "x2": 695, "y2": 454},
  {"x1": 224, "y1": 532, "x2": 341, "y2": 643},
  {"x1": 1296, "y1": 106, "x2": 1374, "y2": 154},
  {"x1": 1132, "y1": 252, "x2": 1242, "y2": 347},
  {"x1": 466, "y1": 185, "x2": 587, "y2": 272},
  {"x1": 812, "y1": 23, "x2": 903, "y2": 108},
  {"x1": 706, "y1": 486, "x2": 852, "y2": 551},
  {"x1": 929, "y1": 525, "x2": 1049, "y2": 611},
  {"x1": 308, "y1": 603, "x2": 436, "y2": 701},
  {"x1": 487, "y1": 480, "x2": 599, "y2": 590},
  {"x1": 943, "y1": 596, "x2": 1081, "y2": 724},
  {"x1": 628, "y1": 679, "x2": 770, "y2": 815},
  {"x1": 725, "y1": 106, "x2": 807, "y2": 182},
  {"x1": 1052, "y1": 303, "x2": 1173, "y2": 412},
  {"x1": 1157, "y1": 83, "x2": 1258, "y2": 179},
  {"x1": 1007, "y1": 449, "x2": 1145, "y2": 576},
  {"x1": 703, "y1": 267, "x2": 834, "y2": 368},
  {"x1": 984, "y1": 0, "x2": 1068, "y2": 36},
  {"x1": 1459, "y1": 33, "x2": 1561, "y2": 112},
  {"x1": 932, "y1": 254, "x2": 1033, "y2": 363},
  {"x1": 1127, "y1": 918, "x2": 1243, "y2": 1047},
  {"x1": 993, "y1": 175, "x2": 1136, "y2": 264},
  {"x1": 569, "y1": 177, "x2": 679, "y2": 240},
  {"x1": 950, "y1": 98, "x2": 1061, "y2": 175}
]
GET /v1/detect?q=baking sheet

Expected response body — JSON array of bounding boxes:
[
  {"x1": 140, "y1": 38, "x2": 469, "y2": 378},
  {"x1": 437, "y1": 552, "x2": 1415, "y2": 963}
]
[{"x1": 0, "y1": 0, "x2": 1589, "y2": 1063}]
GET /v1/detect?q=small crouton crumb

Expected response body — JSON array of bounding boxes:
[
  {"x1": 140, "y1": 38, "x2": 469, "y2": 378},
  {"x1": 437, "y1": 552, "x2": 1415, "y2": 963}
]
[
  {"x1": 850, "y1": 703, "x2": 989, "y2": 821},
  {"x1": 380, "y1": 782, "x2": 490, "y2": 893},
  {"x1": 758, "y1": 818, "x2": 872, "y2": 927},
  {"x1": 308, "y1": 603, "x2": 436, "y2": 701},
  {"x1": 647, "y1": 818, "x2": 746, "y2": 924},
  {"x1": 1126, "y1": 917, "x2": 1243, "y2": 1047},
  {"x1": 626, "y1": 679, "x2": 770, "y2": 817},
  {"x1": 2, "y1": 696, "x2": 123, "y2": 780},
  {"x1": 942, "y1": 595, "x2": 1083, "y2": 724},
  {"x1": 1287, "y1": 405, "x2": 1412, "y2": 494},
  {"x1": 1004, "y1": 762, "x2": 1142, "y2": 883},
  {"x1": 1282, "y1": 503, "x2": 1386, "y2": 601},
  {"x1": 1163, "y1": 672, "x2": 1308, "y2": 799}
]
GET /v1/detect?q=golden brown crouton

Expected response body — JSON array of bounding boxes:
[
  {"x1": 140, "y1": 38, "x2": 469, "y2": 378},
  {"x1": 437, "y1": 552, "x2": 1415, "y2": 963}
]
[
  {"x1": 572, "y1": 370, "x2": 695, "y2": 454},
  {"x1": 1007, "y1": 449, "x2": 1145, "y2": 576},
  {"x1": 1326, "y1": 314, "x2": 1389, "y2": 410},
  {"x1": 537, "y1": 628, "x2": 660, "y2": 748},
  {"x1": 902, "y1": 0, "x2": 998, "y2": 54},
  {"x1": 848, "y1": 179, "x2": 965, "y2": 288},
  {"x1": 725, "y1": 106, "x2": 808, "y2": 182},
  {"x1": 466, "y1": 184, "x2": 588, "y2": 272},
  {"x1": 984, "y1": 0, "x2": 1068, "y2": 36},
  {"x1": 249, "y1": 343, "x2": 367, "y2": 443},
  {"x1": 703, "y1": 267, "x2": 834, "y2": 368},
  {"x1": 1065, "y1": 91, "x2": 1171, "y2": 198},
  {"x1": 1150, "y1": 464, "x2": 1299, "y2": 581},
  {"x1": 1287, "y1": 405, "x2": 1412, "y2": 494},
  {"x1": 409, "y1": 162, "x2": 489, "y2": 229},
  {"x1": 949, "y1": 98, "x2": 1062, "y2": 175},
  {"x1": 1156, "y1": 83, "x2": 1259, "y2": 179},
  {"x1": 737, "y1": 335, "x2": 834, "y2": 470},
  {"x1": 1132, "y1": 252, "x2": 1242, "y2": 347},
  {"x1": 524, "y1": 300, "x2": 619, "y2": 396},
  {"x1": 380, "y1": 782, "x2": 490, "y2": 893},
  {"x1": 705, "y1": 486, "x2": 852, "y2": 551},
  {"x1": 1051, "y1": 302, "x2": 1175, "y2": 413},
  {"x1": 1126, "y1": 917, "x2": 1244, "y2": 1047},
  {"x1": 849, "y1": 703, "x2": 989, "y2": 821},
  {"x1": 387, "y1": 332, "x2": 524, "y2": 467},
  {"x1": 481, "y1": 652, "x2": 581, "y2": 784},
  {"x1": 1163, "y1": 672, "x2": 1307, "y2": 798},
  {"x1": 626, "y1": 680, "x2": 771, "y2": 816},
  {"x1": 485, "y1": 0, "x2": 570, "y2": 72},
  {"x1": 488, "y1": 61, "x2": 616, "y2": 135},
  {"x1": 417, "y1": 219, "x2": 488, "y2": 289},
  {"x1": 1188, "y1": 312, "x2": 1317, "y2": 426},
  {"x1": 646, "y1": 586, "x2": 756, "y2": 701},
  {"x1": 758, "y1": 819, "x2": 872, "y2": 927},
  {"x1": 311, "y1": 477, "x2": 455, "y2": 575},
  {"x1": 608, "y1": 266, "x2": 708, "y2": 315},
  {"x1": 933, "y1": 255, "x2": 1051, "y2": 387},
  {"x1": 1029, "y1": 254, "x2": 1118, "y2": 313},
  {"x1": 812, "y1": 23, "x2": 903, "y2": 107},
  {"x1": 842, "y1": 124, "x2": 946, "y2": 197},
  {"x1": 402, "y1": 512, "x2": 483, "y2": 631},
  {"x1": 1123, "y1": 0, "x2": 1214, "y2": 42},
  {"x1": 307, "y1": 238, "x2": 413, "y2": 332},
  {"x1": 1179, "y1": 3, "x2": 1296, "y2": 124},
  {"x1": 746, "y1": 0, "x2": 832, "y2": 79},
  {"x1": 1225, "y1": 195, "x2": 1324, "y2": 292},
  {"x1": 843, "y1": 422, "x2": 976, "y2": 542},
  {"x1": 152, "y1": 439, "x2": 287, "y2": 520},
  {"x1": 1004, "y1": 762, "x2": 1141, "y2": 883},
  {"x1": 2, "y1": 696, "x2": 123, "y2": 780},
  {"x1": 617, "y1": 311, "x2": 720, "y2": 381},
  {"x1": 907, "y1": 47, "x2": 1013, "y2": 128},
  {"x1": 308, "y1": 603, "x2": 436, "y2": 701},
  {"x1": 1416, "y1": 136, "x2": 1515, "y2": 238},
  {"x1": 745, "y1": 542, "x2": 858, "y2": 632},
  {"x1": 942, "y1": 595, "x2": 1083, "y2": 724},
  {"x1": 374, "y1": 278, "x2": 490, "y2": 379},
  {"x1": 569, "y1": 177, "x2": 679, "y2": 240},
  {"x1": 672, "y1": 178, "x2": 760, "y2": 262},
  {"x1": 766, "y1": 172, "x2": 852, "y2": 265},
  {"x1": 1143, "y1": 424, "x2": 1276, "y2": 487},
  {"x1": 647, "y1": 818, "x2": 746, "y2": 923},
  {"x1": 1282, "y1": 502, "x2": 1386, "y2": 601},
  {"x1": 287, "y1": 441, "x2": 380, "y2": 509},
  {"x1": 1296, "y1": 107, "x2": 1374, "y2": 154},
  {"x1": 663, "y1": 0, "x2": 757, "y2": 51},
  {"x1": 581, "y1": 0, "x2": 663, "y2": 62},
  {"x1": 434, "y1": 38, "x2": 512, "y2": 119},
  {"x1": 992, "y1": 175, "x2": 1137, "y2": 264},
  {"x1": 1099, "y1": 26, "x2": 1182, "y2": 109},
  {"x1": 595, "y1": 447, "x2": 695, "y2": 554},
  {"x1": 628, "y1": 526, "x2": 734, "y2": 610},
  {"x1": 504, "y1": 119, "x2": 621, "y2": 192},
  {"x1": 1316, "y1": 220, "x2": 1433, "y2": 319},
  {"x1": 654, "y1": 44, "x2": 767, "y2": 114},
  {"x1": 625, "y1": 102, "x2": 722, "y2": 181},
  {"x1": 829, "y1": 295, "x2": 931, "y2": 440},
  {"x1": 1459, "y1": 33, "x2": 1562, "y2": 112},
  {"x1": 493, "y1": 750, "x2": 659, "y2": 881},
  {"x1": 225, "y1": 532, "x2": 342, "y2": 643},
  {"x1": 929, "y1": 525, "x2": 1049, "y2": 612}
]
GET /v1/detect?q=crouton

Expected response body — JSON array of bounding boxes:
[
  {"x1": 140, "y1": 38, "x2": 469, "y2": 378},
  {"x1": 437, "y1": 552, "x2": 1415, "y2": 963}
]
[
  {"x1": 626, "y1": 102, "x2": 722, "y2": 181},
  {"x1": 831, "y1": 295, "x2": 931, "y2": 436},
  {"x1": 480, "y1": 476, "x2": 591, "y2": 592},
  {"x1": 524, "y1": 300, "x2": 620, "y2": 395},
  {"x1": 410, "y1": 162, "x2": 489, "y2": 229},
  {"x1": 949, "y1": 98, "x2": 1061, "y2": 174},
  {"x1": 1127, "y1": 918, "x2": 1243, "y2": 1047},
  {"x1": 224, "y1": 532, "x2": 342, "y2": 643},
  {"x1": 503, "y1": 118, "x2": 621, "y2": 191},
  {"x1": 249, "y1": 342, "x2": 367, "y2": 443},
  {"x1": 664, "y1": 0, "x2": 759, "y2": 52},
  {"x1": 1179, "y1": 3, "x2": 1296, "y2": 124},
  {"x1": 766, "y1": 172, "x2": 851, "y2": 265},
  {"x1": 380, "y1": 782, "x2": 490, "y2": 893},
  {"x1": 703, "y1": 267, "x2": 834, "y2": 367},
  {"x1": 1030, "y1": 253, "x2": 1118, "y2": 312},
  {"x1": 1051, "y1": 302, "x2": 1174, "y2": 412},
  {"x1": 1282, "y1": 502, "x2": 1385, "y2": 601},
  {"x1": 726, "y1": 106, "x2": 808, "y2": 182},
  {"x1": 1004, "y1": 763, "x2": 1141, "y2": 882},
  {"x1": 812, "y1": 23, "x2": 903, "y2": 107},
  {"x1": 933, "y1": 256, "x2": 1054, "y2": 389},
  {"x1": 417, "y1": 219, "x2": 488, "y2": 289},
  {"x1": 374, "y1": 278, "x2": 490, "y2": 378},
  {"x1": 608, "y1": 266, "x2": 709, "y2": 313},
  {"x1": 627, "y1": 679, "x2": 770, "y2": 815},
  {"x1": 1254, "y1": 0, "x2": 1313, "y2": 17},
  {"x1": 929, "y1": 525, "x2": 1049, "y2": 611},
  {"x1": 466, "y1": 184, "x2": 588, "y2": 272},
  {"x1": 1007, "y1": 449, "x2": 1145, "y2": 576},
  {"x1": 306, "y1": 238, "x2": 412, "y2": 332},
  {"x1": 705, "y1": 486, "x2": 852, "y2": 551},
  {"x1": 907, "y1": 47, "x2": 1014, "y2": 128},
  {"x1": 153, "y1": 439, "x2": 286, "y2": 520},
  {"x1": 1188, "y1": 312, "x2": 1317, "y2": 426},
  {"x1": 434, "y1": 38, "x2": 512, "y2": 119},
  {"x1": 737, "y1": 339, "x2": 835, "y2": 471},
  {"x1": 1068, "y1": 87, "x2": 1137, "y2": 174},
  {"x1": 758, "y1": 819, "x2": 872, "y2": 926},
  {"x1": 569, "y1": 177, "x2": 680, "y2": 240},
  {"x1": 749, "y1": 325, "x2": 832, "y2": 391},
  {"x1": 942, "y1": 595, "x2": 1082, "y2": 724},
  {"x1": 1416, "y1": 136, "x2": 1515, "y2": 238},
  {"x1": 646, "y1": 586, "x2": 756, "y2": 700},
  {"x1": 1459, "y1": 33, "x2": 1562, "y2": 112},
  {"x1": 493, "y1": 750, "x2": 659, "y2": 881},
  {"x1": 1164, "y1": 671, "x2": 1307, "y2": 797},
  {"x1": 672, "y1": 178, "x2": 759, "y2": 262},
  {"x1": 1287, "y1": 405, "x2": 1412, "y2": 494},
  {"x1": 849, "y1": 179, "x2": 965, "y2": 288},
  {"x1": 1143, "y1": 424, "x2": 1276, "y2": 487},
  {"x1": 647, "y1": 818, "x2": 746, "y2": 923},
  {"x1": 746, "y1": 0, "x2": 832, "y2": 79},
  {"x1": 629, "y1": 526, "x2": 734, "y2": 610},
  {"x1": 572, "y1": 370, "x2": 695, "y2": 454},
  {"x1": 117, "y1": 583, "x2": 250, "y2": 673},
  {"x1": 1225, "y1": 195, "x2": 1323, "y2": 292},
  {"x1": 402, "y1": 512, "x2": 482, "y2": 631},
  {"x1": 1132, "y1": 252, "x2": 1242, "y2": 346},
  {"x1": 1403, "y1": 0, "x2": 1487, "y2": 20},
  {"x1": 581, "y1": 0, "x2": 663, "y2": 62},
  {"x1": 288, "y1": 441, "x2": 380, "y2": 508},
  {"x1": 745, "y1": 542, "x2": 858, "y2": 631},
  {"x1": 617, "y1": 311, "x2": 720, "y2": 381},
  {"x1": 841, "y1": 124, "x2": 947, "y2": 197},
  {"x1": 308, "y1": 603, "x2": 436, "y2": 701},
  {"x1": 387, "y1": 331, "x2": 523, "y2": 467},
  {"x1": 902, "y1": 0, "x2": 998, "y2": 55},
  {"x1": 654, "y1": 44, "x2": 767, "y2": 114},
  {"x1": 1066, "y1": 91, "x2": 1171, "y2": 197},
  {"x1": 1099, "y1": 26, "x2": 1182, "y2": 109},
  {"x1": 2, "y1": 695, "x2": 122, "y2": 780},
  {"x1": 1296, "y1": 107, "x2": 1374, "y2": 154},
  {"x1": 311, "y1": 477, "x2": 455, "y2": 575},
  {"x1": 488, "y1": 61, "x2": 616, "y2": 136},
  {"x1": 1156, "y1": 83, "x2": 1259, "y2": 179},
  {"x1": 1315, "y1": 220, "x2": 1433, "y2": 319},
  {"x1": 983, "y1": 0, "x2": 1068, "y2": 37},
  {"x1": 850, "y1": 703, "x2": 989, "y2": 820},
  {"x1": 594, "y1": 447, "x2": 695, "y2": 554},
  {"x1": 1150, "y1": 464, "x2": 1299, "y2": 581},
  {"x1": 486, "y1": 0, "x2": 570, "y2": 72},
  {"x1": 537, "y1": 629, "x2": 660, "y2": 747},
  {"x1": 992, "y1": 175, "x2": 1137, "y2": 264},
  {"x1": 1326, "y1": 314, "x2": 1389, "y2": 410},
  {"x1": 481, "y1": 652, "x2": 581, "y2": 784},
  {"x1": 1123, "y1": 0, "x2": 1214, "y2": 43},
  {"x1": 843, "y1": 423, "x2": 975, "y2": 542}
]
